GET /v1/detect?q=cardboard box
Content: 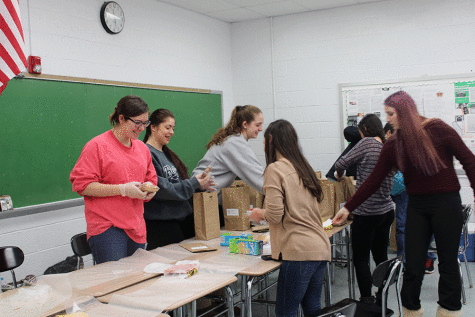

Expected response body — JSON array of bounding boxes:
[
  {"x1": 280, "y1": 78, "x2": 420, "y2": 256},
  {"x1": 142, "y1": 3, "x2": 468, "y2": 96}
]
[
  {"x1": 220, "y1": 233, "x2": 253, "y2": 246},
  {"x1": 229, "y1": 238, "x2": 263, "y2": 256},
  {"x1": 222, "y1": 185, "x2": 251, "y2": 231},
  {"x1": 315, "y1": 171, "x2": 322, "y2": 179},
  {"x1": 193, "y1": 191, "x2": 220, "y2": 240}
]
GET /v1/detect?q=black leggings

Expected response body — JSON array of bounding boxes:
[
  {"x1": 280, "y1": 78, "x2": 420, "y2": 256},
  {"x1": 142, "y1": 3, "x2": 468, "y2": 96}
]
[
  {"x1": 402, "y1": 192, "x2": 463, "y2": 311},
  {"x1": 351, "y1": 211, "x2": 395, "y2": 298}
]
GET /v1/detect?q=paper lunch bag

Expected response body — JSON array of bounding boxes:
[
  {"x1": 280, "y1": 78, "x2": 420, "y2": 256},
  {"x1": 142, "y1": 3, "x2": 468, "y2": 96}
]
[
  {"x1": 319, "y1": 179, "x2": 335, "y2": 222},
  {"x1": 193, "y1": 191, "x2": 221, "y2": 240},
  {"x1": 222, "y1": 185, "x2": 251, "y2": 231}
]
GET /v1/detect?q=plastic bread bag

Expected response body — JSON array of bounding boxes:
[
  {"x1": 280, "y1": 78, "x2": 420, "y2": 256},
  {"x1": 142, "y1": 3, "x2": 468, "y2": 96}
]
[{"x1": 164, "y1": 260, "x2": 200, "y2": 279}]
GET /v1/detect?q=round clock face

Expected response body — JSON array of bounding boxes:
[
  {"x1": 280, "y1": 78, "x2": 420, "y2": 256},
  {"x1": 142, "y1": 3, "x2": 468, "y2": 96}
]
[{"x1": 100, "y1": 1, "x2": 125, "y2": 34}]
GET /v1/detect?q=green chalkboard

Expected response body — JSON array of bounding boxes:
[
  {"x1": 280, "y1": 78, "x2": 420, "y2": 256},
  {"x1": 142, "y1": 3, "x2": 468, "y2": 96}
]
[{"x1": 0, "y1": 77, "x2": 222, "y2": 208}]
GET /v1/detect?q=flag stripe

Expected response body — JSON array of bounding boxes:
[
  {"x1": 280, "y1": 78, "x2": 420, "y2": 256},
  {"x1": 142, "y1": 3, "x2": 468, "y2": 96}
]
[
  {"x1": 0, "y1": 0, "x2": 27, "y2": 95},
  {"x1": 0, "y1": 2, "x2": 27, "y2": 68},
  {"x1": 0, "y1": 43, "x2": 20, "y2": 74},
  {"x1": 3, "y1": 0, "x2": 24, "y2": 42},
  {"x1": 0, "y1": 30, "x2": 23, "y2": 74},
  {"x1": 0, "y1": 68, "x2": 11, "y2": 95}
]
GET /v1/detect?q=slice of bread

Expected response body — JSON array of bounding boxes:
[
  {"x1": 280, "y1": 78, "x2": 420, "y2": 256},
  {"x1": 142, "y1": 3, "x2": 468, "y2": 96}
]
[{"x1": 140, "y1": 183, "x2": 159, "y2": 193}]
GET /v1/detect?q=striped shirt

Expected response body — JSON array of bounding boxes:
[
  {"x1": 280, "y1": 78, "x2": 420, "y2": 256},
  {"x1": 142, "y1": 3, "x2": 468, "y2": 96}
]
[{"x1": 335, "y1": 137, "x2": 394, "y2": 216}]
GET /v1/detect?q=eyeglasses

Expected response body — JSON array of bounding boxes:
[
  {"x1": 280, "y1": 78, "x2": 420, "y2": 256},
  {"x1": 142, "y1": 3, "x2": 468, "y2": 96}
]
[{"x1": 127, "y1": 117, "x2": 151, "y2": 128}]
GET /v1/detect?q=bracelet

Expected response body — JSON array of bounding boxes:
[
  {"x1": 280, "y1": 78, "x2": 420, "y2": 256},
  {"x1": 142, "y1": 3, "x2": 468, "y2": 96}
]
[{"x1": 119, "y1": 184, "x2": 126, "y2": 197}]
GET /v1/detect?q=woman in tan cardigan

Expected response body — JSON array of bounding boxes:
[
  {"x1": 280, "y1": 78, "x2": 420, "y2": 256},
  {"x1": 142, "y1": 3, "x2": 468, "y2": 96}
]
[{"x1": 250, "y1": 119, "x2": 331, "y2": 317}]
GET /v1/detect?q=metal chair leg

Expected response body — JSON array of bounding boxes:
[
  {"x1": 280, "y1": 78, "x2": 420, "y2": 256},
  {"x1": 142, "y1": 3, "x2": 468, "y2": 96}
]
[
  {"x1": 463, "y1": 255, "x2": 473, "y2": 288},
  {"x1": 458, "y1": 259, "x2": 467, "y2": 305}
]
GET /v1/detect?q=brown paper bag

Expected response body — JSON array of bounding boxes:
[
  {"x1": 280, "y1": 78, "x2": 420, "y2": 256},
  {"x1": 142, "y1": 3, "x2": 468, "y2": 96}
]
[
  {"x1": 390, "y1": 219, "x2": 397, "y2": 251},
  {"x1": 333, "y1": 180, "x2": 346, "y2": 213},
  {"x1": 222, "y1": 186, "x2": 251, "y2": 231},
  {"x1": 315, "y1": 171, "x2": 322, "y2": 179},
  {"x1": 231, "y1": 179, "x2": 264, "y2": 209},
  {"x1": 193, "y1": 191, "x2": 221, "y2": 240},
  {"x1": 342, "y1": 177, "x2": 357, "y2": 200},
  {"x1": 319, "y1": 179, "x2": 335, "y2": 222}
]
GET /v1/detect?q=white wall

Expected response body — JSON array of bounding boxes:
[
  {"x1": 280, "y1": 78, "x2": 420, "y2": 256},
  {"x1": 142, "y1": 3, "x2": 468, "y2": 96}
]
[
  {"x1": 5, "y1": 0, "x2": 475, "y2": 282},
  {"x1": 231, "y1": 0, "x2": 475, "y2": 170},
  {"x1": 0, "y1": 0, "x2": 234, "y2": 282}
]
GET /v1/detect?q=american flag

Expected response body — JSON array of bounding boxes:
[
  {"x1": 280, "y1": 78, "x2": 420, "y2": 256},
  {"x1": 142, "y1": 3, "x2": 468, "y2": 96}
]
[{"x1": 0, "y1": 0, "x2": 27, "y2": 95}]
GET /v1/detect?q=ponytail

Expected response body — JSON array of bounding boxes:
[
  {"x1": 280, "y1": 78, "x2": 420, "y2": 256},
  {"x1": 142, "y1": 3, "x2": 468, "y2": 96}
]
[{"x1": 206, "y1": 105, "x2": 261, "y2": 149}]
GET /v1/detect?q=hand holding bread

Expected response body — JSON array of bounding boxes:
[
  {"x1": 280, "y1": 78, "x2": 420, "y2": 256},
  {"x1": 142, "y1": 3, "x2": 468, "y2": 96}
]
[{"x1": 140, "y1": 183, "x2": 159, "y2": 193}]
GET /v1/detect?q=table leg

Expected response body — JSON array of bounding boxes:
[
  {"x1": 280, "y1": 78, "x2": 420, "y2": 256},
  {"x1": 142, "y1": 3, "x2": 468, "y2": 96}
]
[{"x1": 191, "y1": 300, "x2": 197, "y2": 317}]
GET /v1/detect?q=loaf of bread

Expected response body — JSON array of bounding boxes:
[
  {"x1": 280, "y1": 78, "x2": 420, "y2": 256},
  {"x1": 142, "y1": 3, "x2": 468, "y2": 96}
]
[{"x1": 140, "y1": 183, "x2": 159, "y2": 193}]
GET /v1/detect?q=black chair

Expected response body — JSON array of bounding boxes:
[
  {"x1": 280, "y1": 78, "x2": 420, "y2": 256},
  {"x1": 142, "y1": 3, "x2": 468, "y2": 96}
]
[
  {"x1": 319, "y1": 255, "x2": 404, "y2": 317},
  {"x1": 70, "y1": 232, "x2": 93, "y2": 270},
  {"x1": 428, "y1": 204, "x2": 473, "y2": 304},
  {"x1": 0, "y1": 246, "x2": 25, "y2": 288}
]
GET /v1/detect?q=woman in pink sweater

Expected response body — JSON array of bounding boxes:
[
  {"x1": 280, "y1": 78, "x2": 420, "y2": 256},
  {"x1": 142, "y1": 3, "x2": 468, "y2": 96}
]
[{"x1": 70, "y1": 95, "x2": 158, "y2": 264}]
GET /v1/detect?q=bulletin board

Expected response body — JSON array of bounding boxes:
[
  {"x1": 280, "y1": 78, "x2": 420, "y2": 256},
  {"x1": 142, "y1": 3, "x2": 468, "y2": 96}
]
[
  {"x1": 339, "y1": 74, "x2": 475, "y2": 152},
  {"x1": 0, "y1": 75, "x2": 222, "y2": 209}
]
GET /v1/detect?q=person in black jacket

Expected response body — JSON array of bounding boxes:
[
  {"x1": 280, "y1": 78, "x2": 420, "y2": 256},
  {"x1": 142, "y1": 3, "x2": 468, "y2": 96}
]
[{"x1": 326, "y1": 126, "x2": 362, "y2": 180}]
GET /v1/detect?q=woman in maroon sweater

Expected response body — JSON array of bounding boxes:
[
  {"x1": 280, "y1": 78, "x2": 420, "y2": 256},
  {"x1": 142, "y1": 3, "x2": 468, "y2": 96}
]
[{"x1": 333, "y1": 91, "x2": 475, "y2": 317}]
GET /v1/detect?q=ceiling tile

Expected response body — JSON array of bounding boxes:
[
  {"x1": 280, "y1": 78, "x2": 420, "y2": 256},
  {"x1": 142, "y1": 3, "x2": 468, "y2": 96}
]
[
  {"x1": 247, "y1": 1, "x2": 310, "y2": 17},
  {"x1": 292, "y1": 0, "x2": 360, "y2": 11},
  {"x1": 160, "y1": 0, "x2": 239, "y2": 13},
  {"x1": 205, "y1": 7, "x2": 266, "y2": 23},
  {"x1": 224, "y1": 0, "x2": 284, "y2": 6}
]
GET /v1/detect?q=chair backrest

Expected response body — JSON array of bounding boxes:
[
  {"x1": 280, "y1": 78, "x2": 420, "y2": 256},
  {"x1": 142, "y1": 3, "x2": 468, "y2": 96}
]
[
  {"x1": 0, "y1": 246, "x2": 24, "y2": 272},
  {"x1": 462, "y1": 205, "x2": 472, "y2": 227},
  {"x1": 70, "y1": 233, "x2": 91, "y2": 257},
  {"x1": 372, "y1": 255, "x2": 403, "y2": 289}
]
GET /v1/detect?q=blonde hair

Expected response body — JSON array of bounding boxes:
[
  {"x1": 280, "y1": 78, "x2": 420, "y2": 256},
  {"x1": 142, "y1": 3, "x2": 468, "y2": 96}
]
[{"x1": 206, "y1": 105, "x2": 262, "y2": 149}]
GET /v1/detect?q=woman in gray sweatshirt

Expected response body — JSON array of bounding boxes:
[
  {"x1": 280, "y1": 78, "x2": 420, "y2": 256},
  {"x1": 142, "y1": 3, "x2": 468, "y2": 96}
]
[
  {"x1": 193, "y1": 105, "x2": 265, "y2": 224},
  {"x1": 143, "y1": 109, "x2": 212, "y2": 250}
]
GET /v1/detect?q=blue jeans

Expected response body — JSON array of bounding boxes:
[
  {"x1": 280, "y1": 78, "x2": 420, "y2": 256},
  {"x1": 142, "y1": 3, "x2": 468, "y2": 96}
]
[
  {"x1": 276, "y1": 260, "x2": 327, "y2": 317},
  {"x1": 88, "y1": 226, "x2": 146, "y2": 264},
  {"x1": 393, "y1": 191, "x2": 436, "y2": 262}
]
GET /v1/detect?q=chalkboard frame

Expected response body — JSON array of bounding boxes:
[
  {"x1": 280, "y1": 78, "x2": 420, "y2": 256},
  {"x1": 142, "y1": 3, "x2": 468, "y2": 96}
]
[{"x1": 0, "y1": 73, "x2": 222, "y2": 211}]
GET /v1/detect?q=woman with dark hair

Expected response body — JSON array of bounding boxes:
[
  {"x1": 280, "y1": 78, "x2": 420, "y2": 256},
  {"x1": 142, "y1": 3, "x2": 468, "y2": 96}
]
[
  {"x1": 70, "y1": 95, "x2": 158, "y2": 264},
  {"x1": 334, "y1": 91, "x2": 475, "y2": 317},
  {"x1": 192, "y1": 105, "x2": 265, "y2": 224},
  {"x1": 249, "y1": 119, "x2": 330, "y2": 317},
  {"x1": 334, "y1": 113, "x2": 395, "y2": 305},
  {"x1": 143, "y1": 109, "x2": 212, "y2": 249},
  {"x1": 326, "y1": 126, "x2": 362, "y2": 180}
]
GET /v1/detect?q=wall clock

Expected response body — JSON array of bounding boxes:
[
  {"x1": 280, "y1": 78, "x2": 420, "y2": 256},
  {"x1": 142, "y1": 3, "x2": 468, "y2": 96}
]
[{"x1": 100, "y1": 1, "x2": 125, "y2": 34}]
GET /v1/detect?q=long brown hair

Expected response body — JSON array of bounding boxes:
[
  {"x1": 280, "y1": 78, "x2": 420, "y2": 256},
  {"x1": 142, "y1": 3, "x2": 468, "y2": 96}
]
[
  {"x1": 206, "y1": 105, "x2": 262, "y2": 149},
  {"x1": 384, "y1": 91, "x2": 446, "y2": 176},
  {"x1": 264, "y1": 119, "x2": 323, "y2": 202},
  {"x1": 143, "y1": 109, "x2": 189, "y2": 180},
  {"x1": 109, "y1": 95, "x2": 149, "y2": 126}
]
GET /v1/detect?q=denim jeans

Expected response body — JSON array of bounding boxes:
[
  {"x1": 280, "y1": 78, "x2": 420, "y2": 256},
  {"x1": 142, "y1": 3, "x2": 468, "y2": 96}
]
[
  {"x1": 276, "y1": 260, "x2": 328, "y2": 317},
  {"x1": 393, "y1": 191, "x2": 436, "y2": 262},
  {"x1": 88, "y1": 226, "x2": 146, "y2": 264}
]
